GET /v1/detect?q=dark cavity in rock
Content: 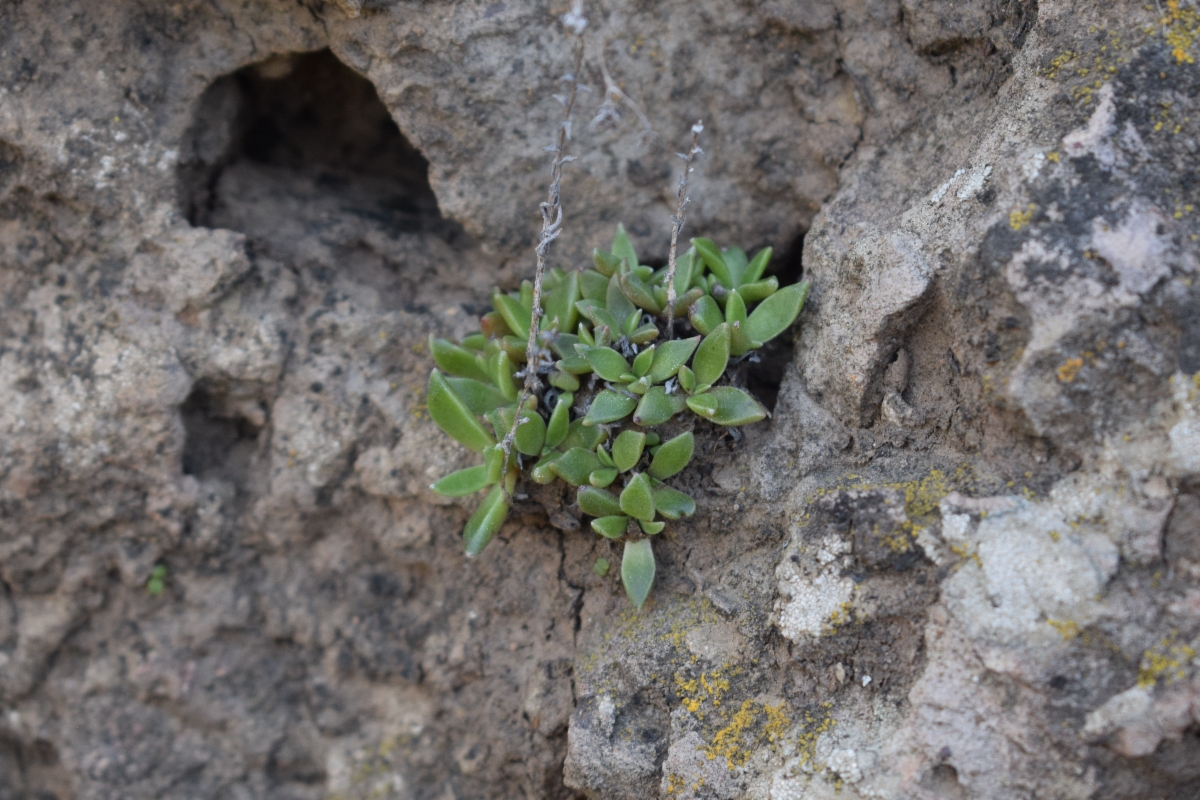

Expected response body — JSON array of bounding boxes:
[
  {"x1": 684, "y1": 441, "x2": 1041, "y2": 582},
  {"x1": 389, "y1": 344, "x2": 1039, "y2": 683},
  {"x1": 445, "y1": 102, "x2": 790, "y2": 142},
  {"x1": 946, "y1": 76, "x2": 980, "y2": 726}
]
[{"x1": 177, "y1": 48, "x2": 447, "y2": 245}]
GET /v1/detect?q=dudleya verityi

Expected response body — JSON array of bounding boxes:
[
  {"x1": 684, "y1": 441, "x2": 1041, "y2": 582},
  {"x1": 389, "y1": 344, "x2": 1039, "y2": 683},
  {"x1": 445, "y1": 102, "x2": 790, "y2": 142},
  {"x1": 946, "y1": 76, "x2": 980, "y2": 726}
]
[{"x1": 426, "y1": 224, "x2": 809, "y2": 608}]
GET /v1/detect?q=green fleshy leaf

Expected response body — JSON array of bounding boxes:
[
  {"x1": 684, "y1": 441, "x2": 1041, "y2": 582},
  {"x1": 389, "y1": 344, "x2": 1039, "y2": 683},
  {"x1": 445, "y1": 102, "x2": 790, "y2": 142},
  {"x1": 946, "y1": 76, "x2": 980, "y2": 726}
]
[
  {"x1": 621, "y1": 539, "x2": 656, "y2": 609},
  {"x1": 744, "y1": 280, "x2": 810, "y2": 345},
  {"x1": 592, "y1": 515, "x2": 630, "y2": 539},
  {"x1": 632, "y1": 345, "x2": 655, "y2": 378},
  {"x1": 632, "y1": 385, "x2": 686, "y2": 426},
  {"x1": 644, "y1": 432, "x2": 661, "y2": 446},
  {"x1": 620, "y1": 271, "x2": 662, "y2": 314},
  {"x1": 606, "y1": 272, "x2": 637, "y2": 329},
  {"x1": 639, "y1": 520, "x2": 665, "y2": 535},
  {"x1": 593, "y1": 557, "x2": 611, "y2": 576},
  {"x1": 491, "y1": 351, "x2": 519, "y2": 402},
  {"x1": 463, "y1": 485, "x2": 508, "y2": 557},
  {"x1": 430, "y1": 464, "x2": 491, "y2": 497},
  {"x1": 677, "y1": 365, "x2": 696, "y2": 393},
  {"x1": 692, "y1": 323, "x2": 731, "y2": 387},
  {"x1": 724, "y1": 289, "x2": 747, "y2": 325},
  {"x1": 561, "y1": 418, "x2": 607, "y2": 451},
  {"x1": 593, "y1": 325, "x2": 613, "y2": 348},
  {"x1": 444, "y1": 377, "x2": 506, "y2": 415},
  {"x1": 692, "y1": 238, "x2": 733, "y2": 288},
  {"x1": 492, "y1": 292, "x2": 531, "y2": 341},
  {"x1": 519, "y1": 280, "x2": 534, "y2": 312},
  {"x1": 744, "y1": 247, "x2": 772, "y2": 284},
  {"x1": 612, "y1": 430, "x2": 646, "y2": 473},
  {"x1": 550, "y1": 447, "x2": 604, "y2": 486},
  {"x1": 648, "y1": 431, "x2": 694, "y2": 480},
  {"x1": 581, "y1": 270, "x2": 610, "y2": 304},
  {"x1": 579, "y1": 346, "x2": 632, "y2": 382},
  {"x1": 543, "y1": 270, "x2": 580, "y2": 333},
  {"x1": 736, "y1": 276, "x2": 779, "y2": 303},
  {"x1": 619, "y1": 473, "x2": 655, "y2": 521},
  {"x1": 430, "y1": 337, "x2": 493, "y2": 383},
  {"x1": 500, "y1": 335, "x2": 529, "y2": 363},
  {"x1": 623, "y1": 309, "x2": 642, "y2": 337},
  {"x1": 549, "y1": 371, "x2": 580, "y2": 392},
  {"x1": 671, "y1": 287, "x2": 704, "y2": 318},
  {"x1": 722, "y1": 247, "x2": 748, "y2": 287},
  {"x1": 428, "y1": 371, "x2": 496, "y2": 453},
  {"x1": 545, "y1": 393, "x2": 573, "y2": 449},
  {"x1": 589, "y1": 468, "x2": 618, "y2": 488},
  {"x1": 514, "y1": 404, "x2": 546, "y2": 456},
  {"x1": 652, "y1": 486, "x2": 696, "y2": 519},
  {"x1": 628, "y1": 322, "x2": 660, "y2": 345},
  {"x1": 461, "y1": 333, "x2": 487, "y2": 351},
  {"x1": 688, "y1": 295, "x2": 724, "y2": 335},
  {"x1": 583, "y1": 390, "x2": 638, "y2": 426},
  {"x1": 596, "y1": 445, "x2": 615, "y2": 468},
  {"x1": 648, "y1": 336, "x2": 700, "y2": 384},
  {"x1": 672, "y1": 249, "x2": 696, "y2": 295},
  {"x1": 557, "y1": 356, "x2": 593, "y2": 376},
  {"x1": 578, "y1": 486, "x2": 623, "y2": 517},
  {"x1": 612, "y1": 223, "x2": 639, "y2": 271},
  {"x1": 593, "y1": 249, "x2": 622, "y2": 277},
  {"x1": 480, "y1": 311, "x2": 511, "y2": 338},
  {"x1": 686, "y1": 386, "x2": 767, "y2": 426},
  {"x1": 576, "y1": 322, "x2": 595, "y2": 346},
  {"x1": 579, "y1": 301, "x2": 620, "y2": 333},
  {"x1": 626, "y1": 376, "x2": 651, "y2": 395},
  {"x1": 551, "y1": 333, "x2": 582, "y2": 359},
  {"x1": 530, "y1": 452, "x2": 560, "y2": 484},
  {"x1": 484, "y1": 444, "x2": 505, "y2": 484},
  {"x1": 729, "y1": 320, "x2": 757, "y2": 357}
]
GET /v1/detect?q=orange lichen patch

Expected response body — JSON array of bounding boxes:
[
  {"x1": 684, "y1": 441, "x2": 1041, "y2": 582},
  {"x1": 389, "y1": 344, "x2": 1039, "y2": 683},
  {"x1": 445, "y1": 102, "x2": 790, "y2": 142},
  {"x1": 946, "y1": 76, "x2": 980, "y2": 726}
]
[{"x1": 1057, "y1": 358, "x2": 1084, "y2": 383}]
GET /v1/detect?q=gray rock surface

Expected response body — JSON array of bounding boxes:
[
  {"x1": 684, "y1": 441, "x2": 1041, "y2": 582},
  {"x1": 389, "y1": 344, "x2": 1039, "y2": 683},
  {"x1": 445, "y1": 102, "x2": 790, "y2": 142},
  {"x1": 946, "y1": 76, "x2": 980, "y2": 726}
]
[{"x1": 1, "y1": 1, "x2": 1199, "y2": 799}]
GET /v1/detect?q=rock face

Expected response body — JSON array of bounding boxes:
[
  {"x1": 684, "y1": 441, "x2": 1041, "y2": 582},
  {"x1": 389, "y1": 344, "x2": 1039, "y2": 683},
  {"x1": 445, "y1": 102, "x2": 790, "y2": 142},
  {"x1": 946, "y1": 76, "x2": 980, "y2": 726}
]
[{"x1": 1, "y1": 1, "x2": 1199, "y2": 799}]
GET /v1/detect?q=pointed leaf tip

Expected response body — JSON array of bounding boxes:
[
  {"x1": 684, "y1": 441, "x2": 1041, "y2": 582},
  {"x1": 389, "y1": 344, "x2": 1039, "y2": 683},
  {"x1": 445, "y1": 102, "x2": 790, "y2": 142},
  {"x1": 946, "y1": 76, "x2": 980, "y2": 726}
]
[
  {"x1": 427, "y1": 371, "x2": 497, "y2": 453},
  {"x1": 621, "y1": 539, "x2": 656, "y2": 609},
  {"x1": 463, "y1": 485, "x2": 509, "y2": 557}
]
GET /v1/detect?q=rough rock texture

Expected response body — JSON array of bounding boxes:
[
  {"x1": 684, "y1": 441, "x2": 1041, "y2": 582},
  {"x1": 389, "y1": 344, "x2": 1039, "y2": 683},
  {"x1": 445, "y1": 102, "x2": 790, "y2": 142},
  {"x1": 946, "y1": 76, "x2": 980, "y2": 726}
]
[{"x1": 2, "y1": 1, "x2": 1200, "y2": 799}]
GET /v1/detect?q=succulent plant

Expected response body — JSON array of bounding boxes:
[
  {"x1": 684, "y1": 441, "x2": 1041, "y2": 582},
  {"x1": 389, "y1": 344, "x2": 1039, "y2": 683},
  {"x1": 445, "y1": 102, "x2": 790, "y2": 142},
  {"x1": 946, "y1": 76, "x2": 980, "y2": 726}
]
[{"x1": 427, "y1": 224, "x2": 809, "y2": 608}]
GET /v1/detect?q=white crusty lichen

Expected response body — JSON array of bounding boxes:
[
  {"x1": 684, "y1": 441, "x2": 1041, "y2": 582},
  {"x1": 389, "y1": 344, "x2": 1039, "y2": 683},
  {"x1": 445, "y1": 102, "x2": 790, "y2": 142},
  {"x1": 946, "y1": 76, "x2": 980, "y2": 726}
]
[{"x1": 775, "y1": 533, "x2": 855, "y2": 642}]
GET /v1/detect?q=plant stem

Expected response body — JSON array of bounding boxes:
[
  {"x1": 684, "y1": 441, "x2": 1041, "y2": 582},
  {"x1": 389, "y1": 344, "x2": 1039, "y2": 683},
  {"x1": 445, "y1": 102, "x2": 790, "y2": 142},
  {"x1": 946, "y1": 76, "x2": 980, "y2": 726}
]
[
  {"x1": 663, "y1": 121, "x2": 704, "y2": 339},
  {"x1": 501, "y1": 27, "x2": 586, "y2": 468}
]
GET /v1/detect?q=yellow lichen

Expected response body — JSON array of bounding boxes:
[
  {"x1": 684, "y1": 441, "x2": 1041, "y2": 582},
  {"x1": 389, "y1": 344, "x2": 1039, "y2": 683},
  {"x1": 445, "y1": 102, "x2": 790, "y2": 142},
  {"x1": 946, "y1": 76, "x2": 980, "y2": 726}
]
[
  {"x1": 1137, "y1": 635, "x2": 1197, "y2": 688},
  {"x1": 1009, "y1": 204, "x2": 1036, "y2": 231},
  {"x1": 1057, "y1": 357, "x2": 1084, "y2": 383},
  {"x1": 1047, "y1": 618, "x2": 1081, "y2": 640},
  {"x1": 700, "y1": 699, "x2": 796, "y2": 770}
]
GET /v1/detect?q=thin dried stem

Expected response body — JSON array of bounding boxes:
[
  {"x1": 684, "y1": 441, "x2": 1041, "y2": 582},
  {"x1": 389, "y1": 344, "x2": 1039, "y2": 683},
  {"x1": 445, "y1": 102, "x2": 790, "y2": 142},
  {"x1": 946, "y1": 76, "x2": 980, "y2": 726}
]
[
  {"x1": 663, "y1": 121, "x2": 704, "y2": 339},
  {"x1": 500, "y1": 18, "x2": 587, "y2": 468}
]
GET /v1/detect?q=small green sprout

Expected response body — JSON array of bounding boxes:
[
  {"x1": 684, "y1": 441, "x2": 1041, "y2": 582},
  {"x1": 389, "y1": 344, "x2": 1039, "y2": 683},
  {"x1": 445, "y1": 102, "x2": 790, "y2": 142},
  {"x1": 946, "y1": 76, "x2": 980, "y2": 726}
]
[
  {"x1": 146, "y1": 564, "x2": 168, "y2": 596},
  {"x1": 427, "y1": 224, "x2": 809, "y2": 608},
  {"x1": 593, "y1": 557, "x2": 611, "y2": 577}
]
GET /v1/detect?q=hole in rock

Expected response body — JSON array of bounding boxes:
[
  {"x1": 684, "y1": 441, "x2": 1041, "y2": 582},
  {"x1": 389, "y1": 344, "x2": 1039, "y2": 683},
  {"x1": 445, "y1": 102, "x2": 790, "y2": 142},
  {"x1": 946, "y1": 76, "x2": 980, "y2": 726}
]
[
  {"x1": 919, "y1": 763, "x2": 967, "y2": 799},
  {"x1": 178, "y1": 48, "x2": 449, "y2": 248},
  {"x1": 180, "y1": 383, "x2": 264, "y2": 482}
]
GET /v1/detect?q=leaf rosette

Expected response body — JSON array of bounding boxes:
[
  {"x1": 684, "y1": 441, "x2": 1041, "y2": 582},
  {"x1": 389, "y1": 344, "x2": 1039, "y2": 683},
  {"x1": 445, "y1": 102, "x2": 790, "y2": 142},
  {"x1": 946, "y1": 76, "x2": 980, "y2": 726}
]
[{"x1": 426, "y1": 224, "x2": 809, "y2": 607}]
